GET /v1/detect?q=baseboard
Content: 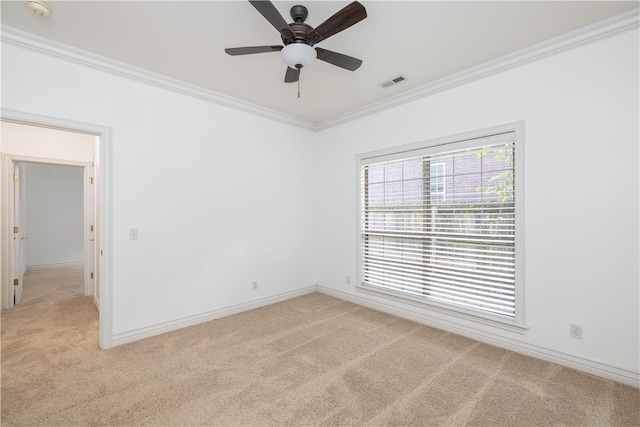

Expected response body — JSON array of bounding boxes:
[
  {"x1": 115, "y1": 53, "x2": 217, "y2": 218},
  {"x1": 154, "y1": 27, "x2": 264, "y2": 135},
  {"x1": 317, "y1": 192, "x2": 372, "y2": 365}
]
[
  {"x1": 27, "y1": 261, "x2": 83, "y2": 271},
  {"x1": 317, "y1": 286, "x2": 640, "y2": 388},
  {"x1": 112, "y1": 286, "x2": 318, "y2": 347},
  {"x1": 94, "y1": 295, "x2": 100, "y2": 313}
]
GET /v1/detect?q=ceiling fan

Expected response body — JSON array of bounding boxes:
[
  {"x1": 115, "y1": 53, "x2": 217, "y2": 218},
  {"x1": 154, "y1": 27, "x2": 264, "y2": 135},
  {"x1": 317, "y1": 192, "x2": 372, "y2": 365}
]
[{"x1": 225, "y1": 1, "x2": 367, "y2": 92}]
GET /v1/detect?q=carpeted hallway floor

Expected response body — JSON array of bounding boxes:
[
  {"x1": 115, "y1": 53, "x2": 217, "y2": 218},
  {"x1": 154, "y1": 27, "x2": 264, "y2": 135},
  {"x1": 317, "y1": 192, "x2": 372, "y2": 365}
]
[{"x1": 2, "y1": 266, "x2": 639, "y2": 426}]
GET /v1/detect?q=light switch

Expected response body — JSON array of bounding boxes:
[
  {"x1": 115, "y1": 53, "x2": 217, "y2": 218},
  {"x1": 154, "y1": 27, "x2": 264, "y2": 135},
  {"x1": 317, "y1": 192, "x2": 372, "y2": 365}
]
[{"x1": 129, "y1": 228, "x2": 138, "y2": 240}]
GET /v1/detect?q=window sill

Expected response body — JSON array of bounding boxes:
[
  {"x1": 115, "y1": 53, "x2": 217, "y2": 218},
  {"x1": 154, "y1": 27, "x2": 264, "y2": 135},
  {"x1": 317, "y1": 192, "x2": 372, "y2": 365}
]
[{"x1": 355, "y1": 283, "x2": 529, "y2": 335}]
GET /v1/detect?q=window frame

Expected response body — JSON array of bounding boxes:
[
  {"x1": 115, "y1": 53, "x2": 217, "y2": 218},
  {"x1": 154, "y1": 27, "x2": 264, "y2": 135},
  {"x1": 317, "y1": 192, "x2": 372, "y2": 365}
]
[{"x1": 355, "y1": 122, "x2": 526, "y2": 333}]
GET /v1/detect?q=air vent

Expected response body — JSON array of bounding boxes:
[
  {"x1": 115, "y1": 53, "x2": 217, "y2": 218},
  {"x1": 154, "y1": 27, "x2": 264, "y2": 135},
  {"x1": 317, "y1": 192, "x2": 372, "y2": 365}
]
[{"x1": 379, "y1": 75, "x2": 407, "y2": 88}]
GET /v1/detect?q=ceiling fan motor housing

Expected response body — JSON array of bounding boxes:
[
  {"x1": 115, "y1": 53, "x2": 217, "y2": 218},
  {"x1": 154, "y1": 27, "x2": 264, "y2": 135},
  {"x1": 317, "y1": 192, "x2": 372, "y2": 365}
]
[
  {"x1": 283, "y1": 22, "x2": 314, "y2": 45},
  {"x1": 281, "y1": 5, "x2": 314, "y2": 46},
  {"x1": 290, "y1": 5, "x2": 308, "y2": 23}
]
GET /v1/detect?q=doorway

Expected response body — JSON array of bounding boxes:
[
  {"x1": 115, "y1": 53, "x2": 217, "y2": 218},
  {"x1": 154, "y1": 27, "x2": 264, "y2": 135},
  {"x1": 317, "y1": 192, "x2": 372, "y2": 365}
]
[
  {"x1": 14, "y1": 161, "x2": 90, "y2": 303},
  {"x1": 1, "y1": 112, "x2": 112, "y2": 349}
]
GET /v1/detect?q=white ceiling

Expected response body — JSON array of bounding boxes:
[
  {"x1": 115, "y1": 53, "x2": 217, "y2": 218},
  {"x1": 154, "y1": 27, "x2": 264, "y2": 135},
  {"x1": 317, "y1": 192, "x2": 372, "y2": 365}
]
[{"x1": 1, "y1": 1, "x2": 638, "y2": 125}]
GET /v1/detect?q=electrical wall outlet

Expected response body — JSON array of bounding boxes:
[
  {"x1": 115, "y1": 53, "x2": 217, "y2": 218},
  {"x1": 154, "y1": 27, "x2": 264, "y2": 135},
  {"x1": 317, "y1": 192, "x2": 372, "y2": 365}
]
[
  {"x1": 252, "y1": 281, "x2": 258, "y2": 290},
  {"x1": 570, "y1": 323, "x2": 583, "y2": 339}
]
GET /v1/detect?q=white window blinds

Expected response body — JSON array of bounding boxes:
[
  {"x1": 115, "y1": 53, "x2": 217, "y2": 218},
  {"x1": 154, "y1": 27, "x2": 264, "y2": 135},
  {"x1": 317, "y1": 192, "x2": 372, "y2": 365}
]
[{"x1": 360, "y1": 131, "x2": 517, "y2": 320}]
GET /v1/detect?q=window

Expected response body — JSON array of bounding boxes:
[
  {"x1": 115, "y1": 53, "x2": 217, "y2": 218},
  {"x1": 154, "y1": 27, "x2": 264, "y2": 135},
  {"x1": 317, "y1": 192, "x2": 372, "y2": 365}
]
[{"x1": 357, "y1": 124, "x2": 524, "y2": 330}]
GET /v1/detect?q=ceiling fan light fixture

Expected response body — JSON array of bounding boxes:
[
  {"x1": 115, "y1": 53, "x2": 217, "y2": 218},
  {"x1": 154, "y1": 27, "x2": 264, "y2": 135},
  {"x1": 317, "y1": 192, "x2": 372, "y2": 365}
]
[{"x1": 281, "y1": 43, "x2": 316, "y2": 69}]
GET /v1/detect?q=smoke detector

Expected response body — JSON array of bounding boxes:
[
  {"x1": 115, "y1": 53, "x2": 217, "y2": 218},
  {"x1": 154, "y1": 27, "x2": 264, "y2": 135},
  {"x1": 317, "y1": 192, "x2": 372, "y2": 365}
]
[{"x1": 27, "y1": 1, "x2": 52, "y2": 17}]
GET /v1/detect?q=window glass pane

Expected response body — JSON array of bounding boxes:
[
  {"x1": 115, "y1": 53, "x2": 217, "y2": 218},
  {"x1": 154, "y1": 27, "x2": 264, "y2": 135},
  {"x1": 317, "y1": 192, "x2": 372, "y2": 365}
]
[
  {"x1": 403, "y1": 159, "x2": 423, "y2": 180},
  {"x1": 404, "y1": 179, "x2": 423, "y2": 204},
  {"x1": 384, "y1": 162, "x2": 402, "y2": 182},
  {"x1": 368, "y1": 165, "x2": 384, "y2": 183}
]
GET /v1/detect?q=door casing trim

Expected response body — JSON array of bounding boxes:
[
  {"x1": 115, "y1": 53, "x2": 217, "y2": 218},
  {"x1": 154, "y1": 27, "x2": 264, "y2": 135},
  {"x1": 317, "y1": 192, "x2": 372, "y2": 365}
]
[{"x1": 1, "y1": 109, "x2": 113, "y2": 349}]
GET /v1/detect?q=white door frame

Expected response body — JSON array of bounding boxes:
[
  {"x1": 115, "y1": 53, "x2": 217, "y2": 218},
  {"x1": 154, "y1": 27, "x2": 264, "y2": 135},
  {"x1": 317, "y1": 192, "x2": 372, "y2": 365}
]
[
  {"x1": 0, "y1": 109, "x2": 113, "y2": 349},
  {"x1": 83, "y1": 162, "x2": 96, "y2": 300},
  {"x1": 12, "y1": 162, "x2": 25, "y2": 305}
]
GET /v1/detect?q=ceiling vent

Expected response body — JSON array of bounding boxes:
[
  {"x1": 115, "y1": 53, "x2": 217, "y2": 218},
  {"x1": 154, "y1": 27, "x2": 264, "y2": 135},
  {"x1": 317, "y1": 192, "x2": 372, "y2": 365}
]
[{"x1": 379, "y1": 75, "x2": 407, "y2": 89}]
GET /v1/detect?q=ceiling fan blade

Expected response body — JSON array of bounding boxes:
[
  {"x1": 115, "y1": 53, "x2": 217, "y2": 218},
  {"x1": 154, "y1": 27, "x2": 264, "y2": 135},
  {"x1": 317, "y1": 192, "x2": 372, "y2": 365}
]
[
  {"x1": 284, "y1": 67, "x2": 300, "y2": 83},
  {"x1": 225, "y1": 45, "x2": 283, "y2": 56},
  {"x1": 315, "y1": 47, "x2": 362, "y2": 71},
  {"x1": 249, "y1": 1, "x2": 295, "y2": 43},
  {"x1": 306, "y1": 1, "x2": 367, "y2": 45}
]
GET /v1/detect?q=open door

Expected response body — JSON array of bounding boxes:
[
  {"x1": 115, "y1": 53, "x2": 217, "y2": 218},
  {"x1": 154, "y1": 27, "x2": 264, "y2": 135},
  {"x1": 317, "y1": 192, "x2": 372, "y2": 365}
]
[{"x1": 12, "y1": 162, "x2": 26, "y2": 305}]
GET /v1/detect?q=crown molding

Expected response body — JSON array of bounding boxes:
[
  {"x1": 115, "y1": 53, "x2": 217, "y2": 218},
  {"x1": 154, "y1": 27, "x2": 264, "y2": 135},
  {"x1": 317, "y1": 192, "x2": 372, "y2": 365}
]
[
  {"x1": 0, "y1": 25, "x2": 317, "y2": 132},
  {"x1": 316, "y1": 7, "x2": 640, "y2": 131},
  {"x1": 2, "y1": 7, "x2": 638, "y2": 133}
]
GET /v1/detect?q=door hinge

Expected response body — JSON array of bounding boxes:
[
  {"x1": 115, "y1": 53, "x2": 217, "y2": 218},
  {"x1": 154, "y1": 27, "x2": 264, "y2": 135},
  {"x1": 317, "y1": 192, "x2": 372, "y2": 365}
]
[
  {"x1": 90, "y1": 177, "x2": 94, "y2": 184},
  {"x1": 13, "y1": 226, "x2": 19, "y2": 234},
  {"x1": 13, "y1": 279, "x2": 18, "y2": 286},
  {"x1": 13, "y1": 174, "x2": 19, "y2": 182},
  {"x1": 91, "y1": 272, "x2": 94, "y2": 279},
  {"x1": 90, "y1": 225, "x2": 94, "y2": 232}
]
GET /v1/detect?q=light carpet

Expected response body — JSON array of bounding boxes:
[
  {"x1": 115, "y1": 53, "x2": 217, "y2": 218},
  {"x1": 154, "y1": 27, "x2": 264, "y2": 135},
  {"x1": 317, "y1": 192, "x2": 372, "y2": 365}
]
[{"x1": 2, "y1": 266, "x2": 638, "y2": 426}]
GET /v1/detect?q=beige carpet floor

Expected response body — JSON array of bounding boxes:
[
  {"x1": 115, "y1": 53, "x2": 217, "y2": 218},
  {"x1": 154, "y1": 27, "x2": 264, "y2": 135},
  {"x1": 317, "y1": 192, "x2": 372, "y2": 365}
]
[{"x1": 1, "y1": 266, "x2": 639, "y2": 426}]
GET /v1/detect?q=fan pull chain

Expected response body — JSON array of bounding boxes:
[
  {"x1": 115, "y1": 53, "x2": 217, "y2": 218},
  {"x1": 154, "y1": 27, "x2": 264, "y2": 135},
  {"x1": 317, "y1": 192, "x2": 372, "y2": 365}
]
[{"x1": 297, "y1": 65, "x2": 302, "y2": 99}]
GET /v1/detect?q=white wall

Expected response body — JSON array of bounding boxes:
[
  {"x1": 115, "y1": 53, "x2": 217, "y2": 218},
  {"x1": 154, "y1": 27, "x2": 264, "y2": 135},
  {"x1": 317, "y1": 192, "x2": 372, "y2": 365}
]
[
  {"x1": 24, "y1": 163, "x2": 84, "y2": 267},
  {"x1": 1, "y1": 42, "x2": 320, "y2": 336},
  {"x1": 314, "y1": 30, "x2": 639, "y2": 381}
]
